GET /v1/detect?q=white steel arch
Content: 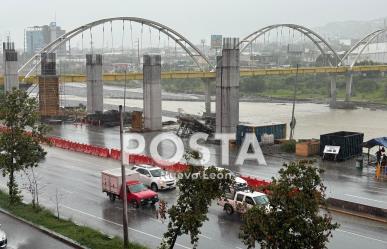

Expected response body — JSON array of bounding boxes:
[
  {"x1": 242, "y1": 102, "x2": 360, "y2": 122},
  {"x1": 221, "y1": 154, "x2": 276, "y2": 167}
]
[
  {"x1": 238, "y1": 24, "x2": 340, "y2": 66},
  {"x1": 338, "y1": 29, "x2": 387, "y2": 67},
  {"x1": 20, "y1": 17, "x2": 214, "y2": 78}
]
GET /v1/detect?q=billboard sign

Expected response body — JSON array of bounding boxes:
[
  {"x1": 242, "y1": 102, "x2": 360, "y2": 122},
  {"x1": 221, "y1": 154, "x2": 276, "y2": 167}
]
[{"x1": 211, "y1": 35, "x2": 223, "y2": 49}]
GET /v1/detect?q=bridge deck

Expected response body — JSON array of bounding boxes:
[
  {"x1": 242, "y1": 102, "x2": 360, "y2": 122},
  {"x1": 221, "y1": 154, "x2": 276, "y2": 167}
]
[{"x1": 1, "y1": 65, "x2": 387, "y2": 84}]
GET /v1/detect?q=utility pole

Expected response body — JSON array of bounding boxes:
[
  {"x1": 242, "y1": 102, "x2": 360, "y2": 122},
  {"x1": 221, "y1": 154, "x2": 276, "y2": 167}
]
[
  {"x1": 123, "y1": 69, "x2": 127, "y2": 113},
  {"x1": 289, "y1": 64, "x2": 299, "y2": 140},
  {"x1": 119, "y1": 105, "x2": 129, "y2": 248}
]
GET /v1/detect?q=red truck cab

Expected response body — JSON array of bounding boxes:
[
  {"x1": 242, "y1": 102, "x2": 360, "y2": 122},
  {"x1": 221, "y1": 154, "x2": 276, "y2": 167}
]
[
  {"x1": 124, "y1": 180, "x2": 159, "y2": 207},
  {"x1": 102, "y1": 168, "x2": 158, "y2": 208}
]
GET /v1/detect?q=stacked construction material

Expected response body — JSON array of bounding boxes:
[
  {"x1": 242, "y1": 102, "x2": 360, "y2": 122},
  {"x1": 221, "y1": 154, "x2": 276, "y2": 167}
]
[{"x1": 296, "y1": 140, "x2": 320, "y2": 157}]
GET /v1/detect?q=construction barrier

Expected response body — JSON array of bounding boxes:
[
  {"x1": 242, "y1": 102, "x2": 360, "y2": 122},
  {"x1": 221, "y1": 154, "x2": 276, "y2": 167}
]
[
  {"x1": 110, "y1": 149, "x2": 121, "y2": 160},
  {"x1": 240, "y1": 176, "x2": 272, "y2": 193},
  {"x1": 376, "y1": 164, "x2": 387, "y2": 180},
  {"x1": 47, "y1": 137, "x2": 110, "y2": 158},
  {"x1": 127, "y1": 154, "x2": 188, "y2": 172}
]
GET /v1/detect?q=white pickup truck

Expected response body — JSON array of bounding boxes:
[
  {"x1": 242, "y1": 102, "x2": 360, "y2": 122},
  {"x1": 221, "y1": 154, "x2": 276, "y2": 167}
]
[{"x1": 217, "y1": 190, "x2": 269, "y2": 215}]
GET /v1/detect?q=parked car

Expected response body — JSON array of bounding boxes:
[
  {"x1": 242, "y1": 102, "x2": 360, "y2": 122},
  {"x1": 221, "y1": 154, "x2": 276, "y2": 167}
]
[
  {"x1": 131, "y1": 164, "x2": 176, "y2": 192},
  {"x1": 217, "y1": 189, "x2": 269, "y2": 215},
  {"x1": 101, "y1": 168, "x2": 159, "y2": 208},
  {"x1": 0, "y1": 224, "x2": 6, "y2": 249},
  {"x1": 214, "y1": 167, "x2": 248, "y2": 190}
]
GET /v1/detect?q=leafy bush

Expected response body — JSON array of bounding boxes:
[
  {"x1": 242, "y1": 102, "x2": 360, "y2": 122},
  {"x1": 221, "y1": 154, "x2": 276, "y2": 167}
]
[{"x1": 280, "y1": 140, "x2": 296, "y2": 153}]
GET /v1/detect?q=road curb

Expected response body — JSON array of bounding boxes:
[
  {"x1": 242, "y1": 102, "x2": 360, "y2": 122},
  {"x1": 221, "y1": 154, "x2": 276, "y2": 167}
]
[
  {"x1": 327, "y1": 198, "x2": 387, "y2": 224},
  {"x1": 0, "y1": 208, "x2": 89, "y2": 249},
  {"x1": 328, "y1": 206, "x2": 387, "y2": 223}
]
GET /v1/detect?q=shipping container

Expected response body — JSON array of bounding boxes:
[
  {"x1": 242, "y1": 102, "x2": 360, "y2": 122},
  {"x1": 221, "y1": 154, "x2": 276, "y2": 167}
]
[
  {"x1": 320, "y1": 131, "x2": 364, "y2": 161},
  {"x1": 236, "y1": 123, "x2": 287, "y2": 145}
]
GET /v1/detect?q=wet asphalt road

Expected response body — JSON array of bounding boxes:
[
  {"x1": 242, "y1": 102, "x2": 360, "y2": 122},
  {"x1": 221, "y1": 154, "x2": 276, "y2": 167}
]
[
  {"x1": 0, "y1": 212, "x2": 74, "y2": 249},
  {"x1": 0, "y1": 147, "x2": 386, "y2": 249},
  {"x1": 49, "y1": 124, "x2": 387, "y2": 209}
]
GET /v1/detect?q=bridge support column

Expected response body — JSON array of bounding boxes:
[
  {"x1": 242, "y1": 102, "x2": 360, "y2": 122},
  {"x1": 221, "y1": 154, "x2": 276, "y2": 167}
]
[
  {"x1": 216, "y1": 38, "x2": 240, "y2": 134},
  {"x1": 143, "y1": 54, "x2": 162, "y2": 131},
  {"x1": 39, "y1": 53, "x2": 59, "y2": 119},
  {"x1": 345, "y1": 73, "x2": 353, "y2": 102},
  {"x1": 203, "y1": 78, "x2": 212, "y2": 116},
  {"x1": 2, "y1": 42, "x2": 19, "y2": 92},
  {"x1": 86, "y1": 54, "x2": 103, "y2": 114},
  {"x1": 329, "y1": 76, "x2": 337, "y2": 108}
]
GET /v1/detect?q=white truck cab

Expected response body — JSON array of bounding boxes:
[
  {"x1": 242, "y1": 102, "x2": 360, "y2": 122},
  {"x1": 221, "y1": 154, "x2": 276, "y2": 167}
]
[
  {"x1": 214, "y1": 167, "x2": 248, "y2": 190},
  {"x1": 217, "y1": 190, "x2": 269, "y2": 215}
]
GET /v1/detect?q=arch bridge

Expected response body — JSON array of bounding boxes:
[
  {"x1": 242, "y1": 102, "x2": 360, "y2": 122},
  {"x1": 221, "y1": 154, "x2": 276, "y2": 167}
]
[{"x1": 19, "y1": 17, "x2": 214, "y2": 79}]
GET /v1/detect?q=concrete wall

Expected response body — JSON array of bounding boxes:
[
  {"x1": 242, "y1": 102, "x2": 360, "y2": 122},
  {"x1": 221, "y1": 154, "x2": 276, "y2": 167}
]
[
  {"x1": 216, "y1": 38, "x2": 240, "y2": 134},
  {"x1": 86, "y1": 54, "x2": 103, "y2": 114},
  {"x1": 2, "y1": 42, "x2": 19, "y2": 92},
  {"x1": 143, "y1": 54, "x2": 162, "y2": 131}
]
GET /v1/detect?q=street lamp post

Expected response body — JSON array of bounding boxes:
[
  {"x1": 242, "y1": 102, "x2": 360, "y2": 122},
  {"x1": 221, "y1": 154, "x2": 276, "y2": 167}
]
[
  {"x1": 119, "y1": 105, "x2": 129, "y2": 248},
  {"x1": 123, "y1": 69, "x2": 127, "y2": 113}
]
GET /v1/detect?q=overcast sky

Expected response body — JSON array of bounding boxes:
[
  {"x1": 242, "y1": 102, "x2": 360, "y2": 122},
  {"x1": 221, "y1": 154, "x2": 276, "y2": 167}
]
[{"x1": 1, "y1": 0, "x2": 387, "y2": 48}]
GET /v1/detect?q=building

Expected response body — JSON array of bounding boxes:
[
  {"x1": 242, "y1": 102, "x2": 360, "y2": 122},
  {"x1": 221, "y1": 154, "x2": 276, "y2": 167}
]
[
  {"x1": 349, "y1": 42, "x2": 387, "y2": 64},
  {"x1": 25, "y1": 22, "x2": 66, "y2": 55}
]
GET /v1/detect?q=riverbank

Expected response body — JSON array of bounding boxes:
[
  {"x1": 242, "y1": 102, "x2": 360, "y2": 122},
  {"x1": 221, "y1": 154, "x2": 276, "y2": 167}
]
[{"x1": 58, "y1": 82, "x2": 387, "y2": 111}]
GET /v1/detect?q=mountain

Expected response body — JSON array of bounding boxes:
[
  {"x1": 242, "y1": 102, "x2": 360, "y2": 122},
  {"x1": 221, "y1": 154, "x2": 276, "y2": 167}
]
[{"x1": 315, "y1": 17, "x2": 387, "y2": 40}]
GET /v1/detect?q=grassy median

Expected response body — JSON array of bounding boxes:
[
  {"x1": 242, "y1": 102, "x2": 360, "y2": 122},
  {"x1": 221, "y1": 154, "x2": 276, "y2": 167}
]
[{"x1": 0, "y1": 191, "x2": 147, "y2": 249}]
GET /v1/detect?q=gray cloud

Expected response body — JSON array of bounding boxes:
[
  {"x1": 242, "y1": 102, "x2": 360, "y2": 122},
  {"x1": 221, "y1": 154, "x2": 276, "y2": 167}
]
[{"x1": 1, "y1": 0, "x2": 387, "y2": 48}]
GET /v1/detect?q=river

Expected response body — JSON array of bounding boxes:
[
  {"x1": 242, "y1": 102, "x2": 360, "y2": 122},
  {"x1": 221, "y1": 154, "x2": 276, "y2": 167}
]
[{"x1": 48, "y1": 82, "x2": 387, "y2": 141}]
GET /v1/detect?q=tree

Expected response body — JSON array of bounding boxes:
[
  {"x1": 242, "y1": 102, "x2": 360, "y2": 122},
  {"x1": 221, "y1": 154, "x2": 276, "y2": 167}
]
[
  {"x1": 0, "y1": 89, "x2": 47, "y2": 205},
  {"x1": 50, "y1": 188, "x2": 65, "y2": 220},
  {"x1": 22, "y1": 167, "x2": 46, "y2": 208},
  {"x1": 240, "y1": 160, "x2": 339, "y2": 249},
  {"x1": 159, "y1": 152, "x2": 234, "y2": 249},
  {"x1": 241, "y1": 77, "x2": 266, "y2": 93}
]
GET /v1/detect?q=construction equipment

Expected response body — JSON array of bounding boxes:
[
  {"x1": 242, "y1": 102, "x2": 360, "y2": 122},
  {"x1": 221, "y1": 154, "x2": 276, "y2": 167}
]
[{"x1": 176, "y1": 114, "x2": 214, "y2": 137}]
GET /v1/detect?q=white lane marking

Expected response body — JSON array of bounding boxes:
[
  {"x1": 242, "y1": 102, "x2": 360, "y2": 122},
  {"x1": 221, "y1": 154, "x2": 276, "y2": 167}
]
[
  {"x1": 61, "y1": 189, "x2": 74, "y2": 194},
  {"x1": 337, "y1": 229, "x2": 387, "y2": 244},
  {"x1": 61, "y1": 204, "x2": 191, "y2": 249},
  {"x1": 344, "y1": 194, "x2": 387, "y2": 204},
  {"x1": 199, "y1": 234, "x2": 212, "y2": 240}
]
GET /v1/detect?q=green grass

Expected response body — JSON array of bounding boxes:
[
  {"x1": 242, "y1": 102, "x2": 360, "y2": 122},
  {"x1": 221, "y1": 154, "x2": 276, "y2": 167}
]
[{"x1": 0, "y1": 191, "x2": 147, "y2": 249}]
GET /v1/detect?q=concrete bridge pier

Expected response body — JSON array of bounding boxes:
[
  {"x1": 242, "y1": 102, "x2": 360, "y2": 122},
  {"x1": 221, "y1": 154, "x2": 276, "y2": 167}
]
[
  {"x1": 203, "y1": 78, "x2": 212, "y2": 116},
  {"x1": 143, "y1": 54, "x2": 162, "y2": 131},
  {"x1": 329, "y1": 75, "x2": 337, "y2": 108},
  {"x1": 86, "y1": 54, "x2": 103, "y2": 114},
  {"x1": 345, "y1": 73, "x2": 353, "y2": 102},
  {"x1": 2, "y1": 42, "x2": 19, "y2": 92},
  {"x1": 39, "y1": 53, "x2": 59, "y2": 119},
  {"x1": 216, "y1": 37, "x2": 240, "y2": 134}
]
